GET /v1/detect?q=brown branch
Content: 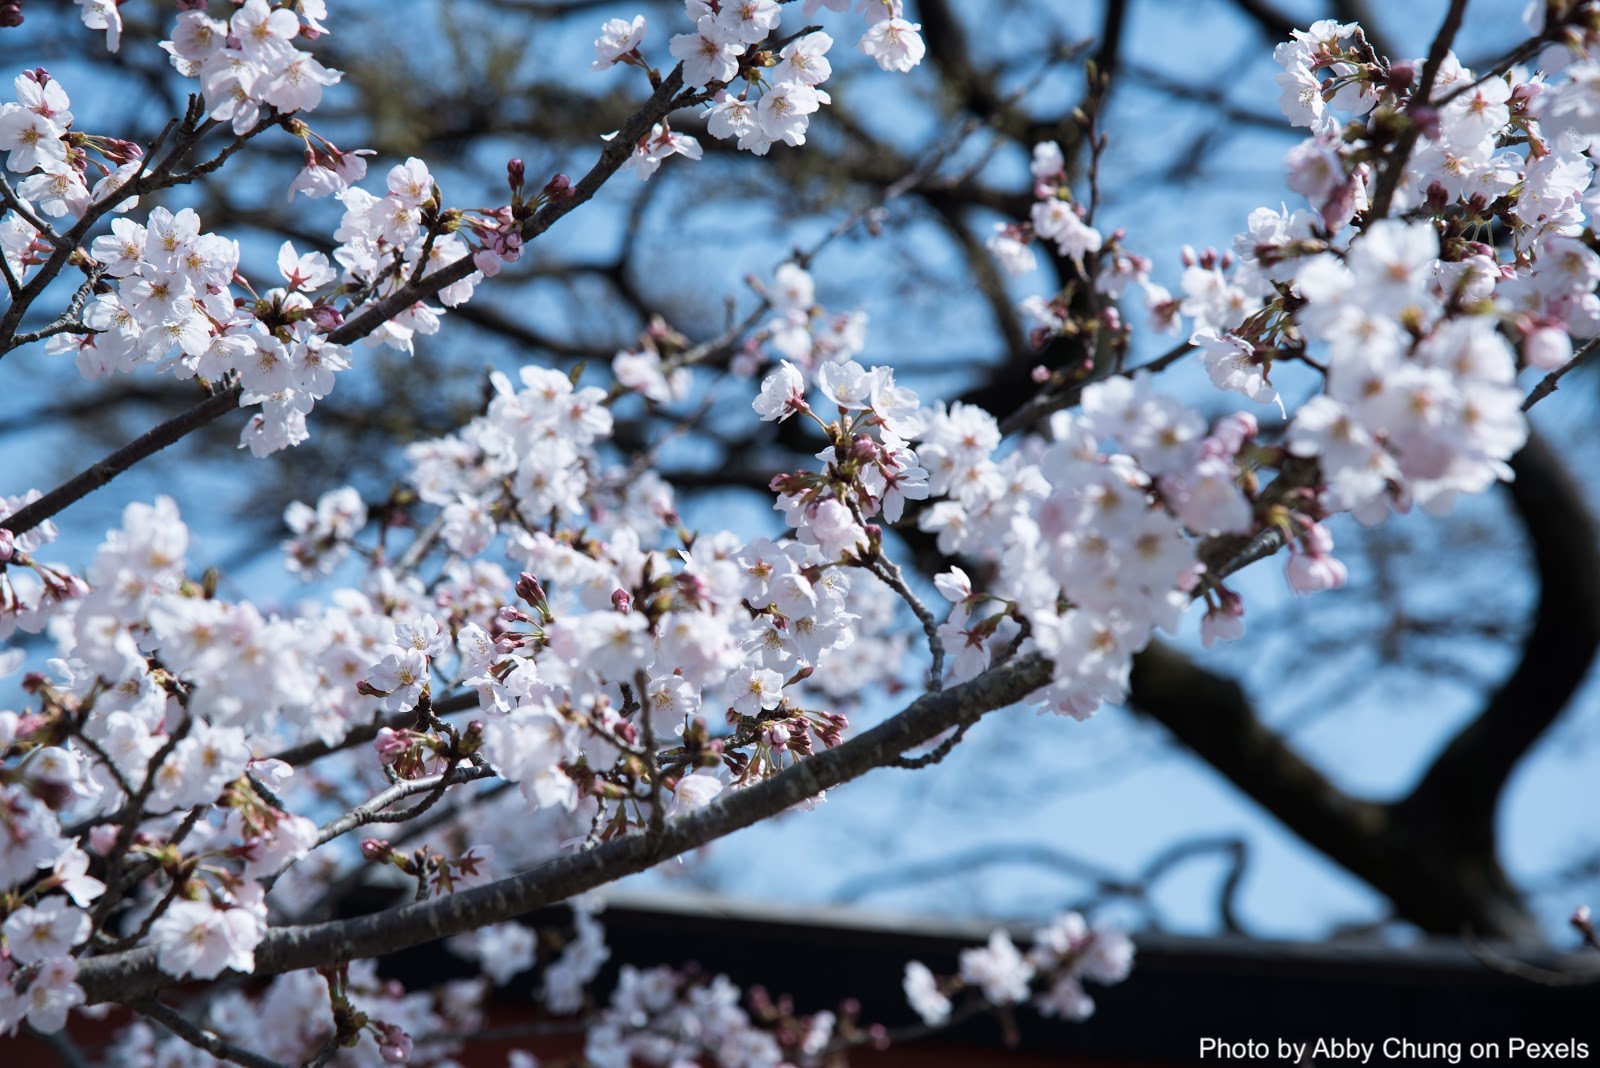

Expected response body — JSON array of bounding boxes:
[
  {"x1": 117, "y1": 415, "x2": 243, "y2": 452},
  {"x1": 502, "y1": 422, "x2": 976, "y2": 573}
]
[
  {"x1": 0, "y1": 384, "x2": 243, "y2": 539},
  {"x1": 1398, "y1": 430, "x2": 1600, "y2": 866},
  {"x1": 1127, "y1": 639, "x2": 1392, "y2": 891},
  {"x1": 1522, "y1": 335, "x2": 1600, "y2": 411},
  {"x1": 1128, "y1": 431, "x2": 1596, "y2": 941},
  {"x1": 0, "y1": 64, "x2": 697, "y2": 539},
  {"x1": 134, "y1": 999, "x2": 289, "y2": 1068},
  {"x1": 76, "y1": 649, "x2": 1055, "y2": 1006},
  {"x1": 1225, "y1": 0, "x2": 1298, "y2": 43},
  {"x1": 1366, "y1": 0, "x2": 1469, "y2": 222}
]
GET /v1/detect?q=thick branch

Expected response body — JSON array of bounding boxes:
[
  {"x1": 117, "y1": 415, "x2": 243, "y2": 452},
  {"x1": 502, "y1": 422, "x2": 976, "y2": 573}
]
[
  {"x1": 1127, "y1": 434, "x2": 1594, "y2": 941},
  {"x1": 1400, "y1": 430, "x2": 1600, "y2": 844},
  {"x1": 76, "y1": 650, "x2": 1053, "y2": 1005},
  {"x1": 1128, "y1": 640, "x2": 1391, "y2": 879}
]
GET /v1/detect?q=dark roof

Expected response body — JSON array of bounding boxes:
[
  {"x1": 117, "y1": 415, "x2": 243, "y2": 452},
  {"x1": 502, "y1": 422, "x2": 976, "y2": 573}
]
[{"x1": 375, "y1": 888, "x2": 1600, "y2": 1063}]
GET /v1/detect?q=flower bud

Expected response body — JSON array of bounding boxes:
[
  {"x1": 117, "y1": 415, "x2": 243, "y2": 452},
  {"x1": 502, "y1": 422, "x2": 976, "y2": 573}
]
[
  {"x1": 374, "y1": 727, "x2": 409, "y2": 765},
  {"x1": 89, "y1": 824, "x2": 120, "y2": 855},
  {"x1": 1409, "y1": 104, "x2": 1441, "y2": 141},
  {"x1": 376, "y1": 1023, "x2": 413, "y2": 1063},
  {"x1": 541, "y1": 172, "x2": 573, "y2": 201},
  {"x1": 98, "y1": 138, "x2": 143, "y2": 165},
  {"x1": 307, "y1": 304, "x2": 344, "y2": 331},
  {"x1": 515, "y1": 572, "x2": 546, "y2": 607},
  {"x1": 506, "y1": 157, "x2": 525, "y2": 193}
]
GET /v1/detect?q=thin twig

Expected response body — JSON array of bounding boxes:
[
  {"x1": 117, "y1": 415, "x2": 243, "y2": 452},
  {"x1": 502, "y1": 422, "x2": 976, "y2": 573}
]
[
  {"x1": 997, "y1": 338, "x2": 1194, "y2": 438},
  {"x1": 0, "y1": 172, "x2": 68, "y2": 249},
  {"x1": 302, "y1": 1033, "x2": 343, "y2": 1068},
  {"x1": 1522, "y1": 335, "x2": 1600, "y2": 412},
  {"x1": 860, "y1": 551, "x2": 944, "y2": 692},
  {"x1": 1366, "y1": 0, "x2": 1469, "y2": 222},
  {"x1": 90, "y1": 716, "x2": 194, "y2": 932},
  {"x1": 1464, "y1": 935, "x2": 1600, "y2": 988},
  {"x1": 308, "y1": 764, "x2": 495, "y2": 853},
  {"x1": 134, "y1": 1000, "x2": 290, "y2": 1068}
]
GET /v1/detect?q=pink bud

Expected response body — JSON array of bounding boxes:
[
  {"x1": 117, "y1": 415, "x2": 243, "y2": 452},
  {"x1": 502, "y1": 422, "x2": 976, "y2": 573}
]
[
  {"x1": 374, "y1": 727, "x2": 409, "y2": 765},
  {"x1": 515, "y1": 572, "x2": 546, "y2": 607},
  {"x1": 611, "y1": 588, "x2": 632, "y2": 614},
  {"x1": 1384, "y1": 61, "x2": 1415, "y2": 89},
  {"x1": 1301, "y1": 521, "x2": 1334, "y2": 556},
  {"x1": 1411, "y1": 105, "x2": 1442, "y2": 140},
  {"x1": 497, "y1": 605, "x2": 532, "y2": 626},
  {"x1": 1031, "y1": 365, "x2": 1051, "y2": 383},
  {"x1": 89, "y1": 824, "x2": 120, "y2": 855},
  {"x1": 376, "y1": 1023, "x2": 413, "y2": 1063},
  {"x1": 98, "y1": 139, "x2": 143, "y2": 165},
  {"x1": 306, "y1": 304, "x2": 344, "y2": 331},
  {"x1": 472, "y1": 248, "x2": 504, "y2": 278},
  {"x1": 1200, "y1": 604, "x2": 1245, "y2": 648}
]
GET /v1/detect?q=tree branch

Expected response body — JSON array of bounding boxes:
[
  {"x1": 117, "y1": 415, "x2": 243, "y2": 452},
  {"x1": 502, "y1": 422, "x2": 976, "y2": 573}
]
[
  {"x1": 77, "y1": 649, "x2": 1055, "y2": 1006},
  {"x1": 133, "y1": 1000, "x2": 290, "y2": 1068},
  {"x1": 1400, "y1": 430, "x2": 1600, "y2": 854}
]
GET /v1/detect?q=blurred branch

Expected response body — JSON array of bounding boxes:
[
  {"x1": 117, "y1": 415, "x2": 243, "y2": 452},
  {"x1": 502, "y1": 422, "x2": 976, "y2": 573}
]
[
  {"x1": 134, "y1": 999, "x2": 288, "y2": 1068},
  {"x1": 76, "y1": 650, "x2": 1061, "y2": 1006},
  {"x1": 1523, "y1": 335, "x2": 1600, "y2": 411},
  {"x1": 1226, "y1": 0, "x2": 1298, "y2": 42},
  {"x1": 831, "y1": 833, "x2": 1251, "y2": 933},
  {"x1": 1129, "y1": 430, "x2": 1599, "y2": 941},
  {"x1": 1400, "y1": 430, "x2": 1600, "y2": 872}
]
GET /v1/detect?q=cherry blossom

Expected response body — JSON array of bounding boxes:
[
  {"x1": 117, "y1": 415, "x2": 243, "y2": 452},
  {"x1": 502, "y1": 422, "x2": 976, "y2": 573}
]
[{"x1": 1, "y1": 4, "x2": 1596, "y2": 1060}]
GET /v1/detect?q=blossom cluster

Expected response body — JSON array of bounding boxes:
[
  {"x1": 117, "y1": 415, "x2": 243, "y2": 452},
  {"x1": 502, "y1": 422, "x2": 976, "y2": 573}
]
[
  {"x1": 396, "y1": 356, "x2": 907, "y2": 814},
  {"x1": 760, "y1": 262, "x2": 871, "y2": 375},
  {"x1": 585, "y1": 955, "x2": 878, "y2": 1068},
  {"x1": 157, "y1": 1, "x2": 340, "y2": 133},
  {"x1": 0, "y1": 8, "x2": 355, "y2": 456},
  {"x1": 3, "y1": 0, "x2": 1597, "y2": 1060},
  {"x1": 9, "y1": 8, "x2": 516, "y2": 460},
  {"x1": 593, "y1": 0, "x2": 926, "y2": 175},
  {"x1": 904, "y1": 910, "x2": 1134, "y2": 1026},
  {"x1": 0, "y1": 69, "x2": 140, "y2": 224},
  {"x1": 984, "y1": 12, "x2": 1600, "y2": 656}
]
